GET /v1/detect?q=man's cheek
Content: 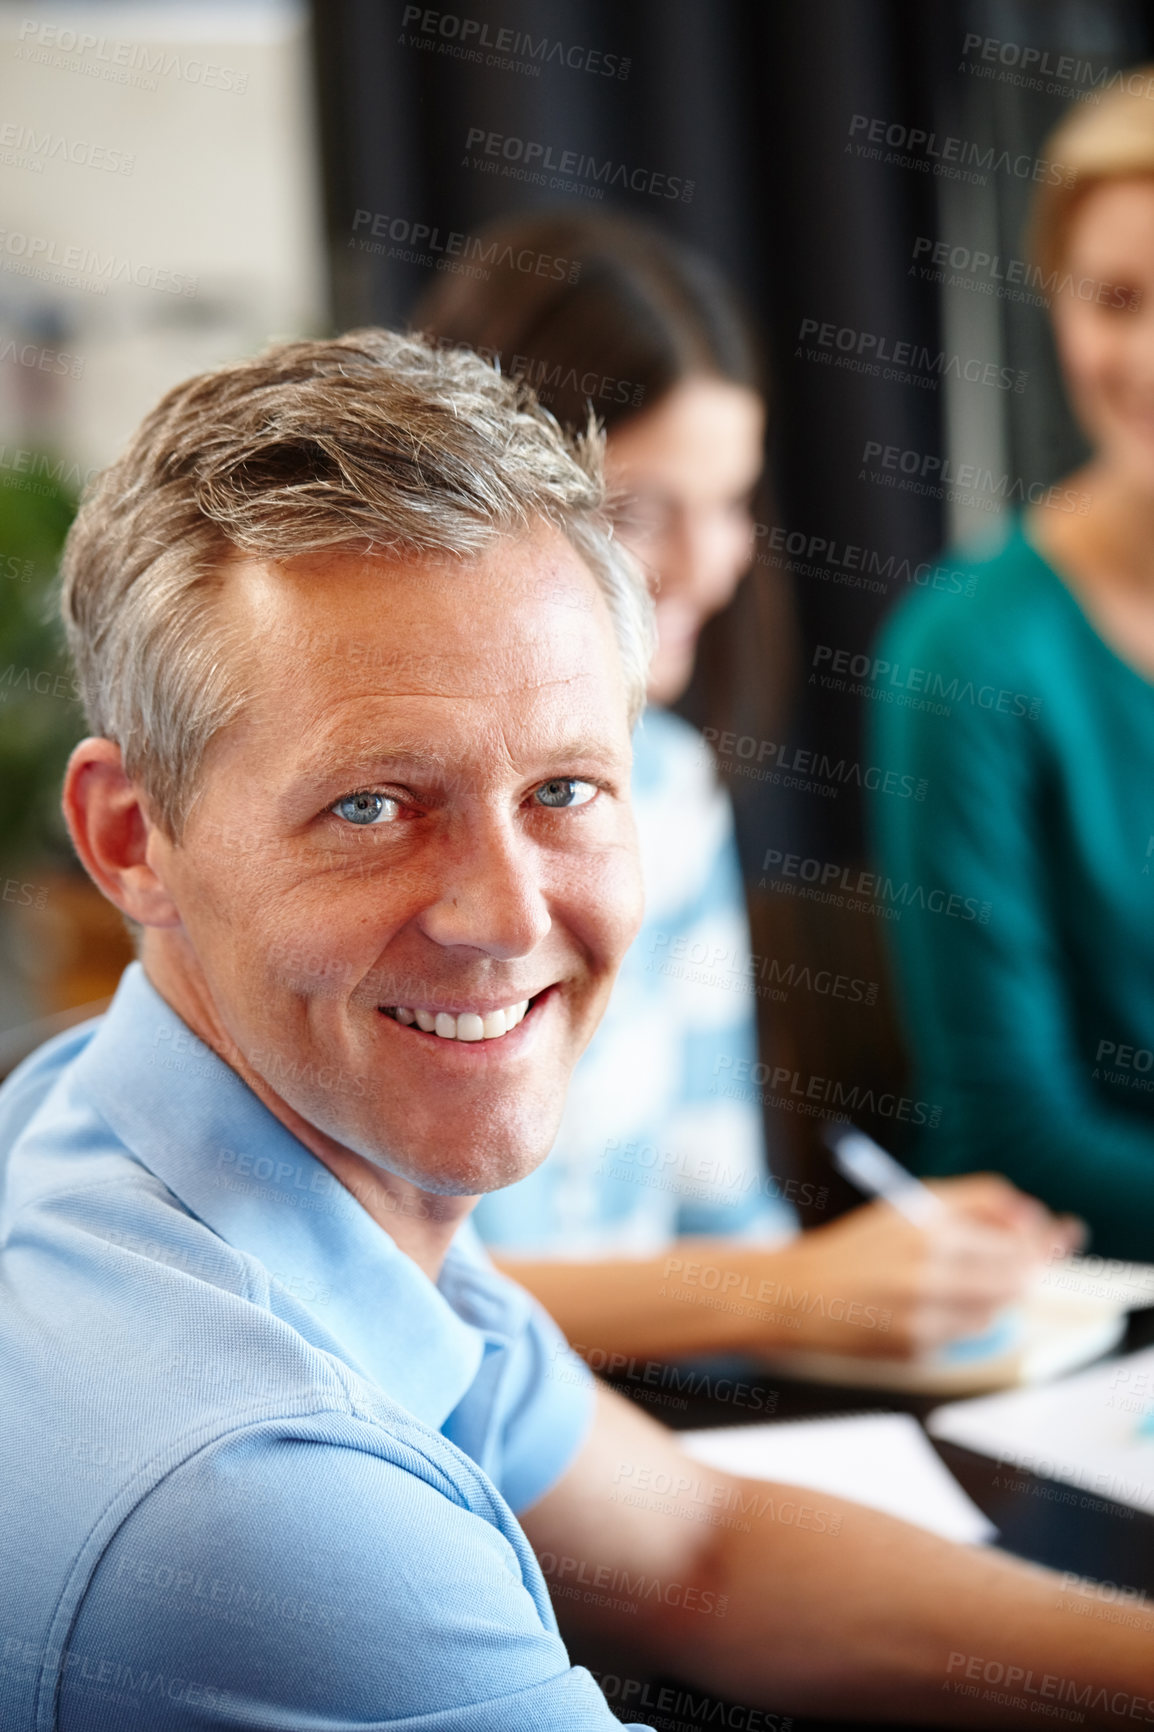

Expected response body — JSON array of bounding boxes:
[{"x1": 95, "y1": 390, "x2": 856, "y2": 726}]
[
  {"x1": 264, "y1": 947, "x2": 353, "y2": 1001},
  {"x1": 247, "y1": 875, "x2": 390, "y2": 999},
  {"x1": 601, "y1": 840, "x2": 645, "y2": 959},
  {"x1": 562, "y1": 841, "x2": 644, "y2": 993},
  {"x1": 172, "y1": 840, "x2": 300, "y2": 951}
]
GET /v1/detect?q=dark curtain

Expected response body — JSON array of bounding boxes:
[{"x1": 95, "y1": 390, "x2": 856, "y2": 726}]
[
  {"x1": 312, "y1": 4, "x2": 953, "y2": 853},
  {"x1": 310, "y1": 0, "x2": 1154, "y2": 1199}
]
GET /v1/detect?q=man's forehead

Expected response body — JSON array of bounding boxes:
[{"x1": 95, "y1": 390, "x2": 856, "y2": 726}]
[
  {"x1": 212, "y1": 537, "x2": 630, "y2": 773},
  {"x1": 265, "y1": 637, "x2": 596, "y2": 699},
  {"x1": 221, "y1": 538, "x2": 612, "y2": 683},
  {"x1": 261, "y1": 674, "x2": 632, "y2": 804}
]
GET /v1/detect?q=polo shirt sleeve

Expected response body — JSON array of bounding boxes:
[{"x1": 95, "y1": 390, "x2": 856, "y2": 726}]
[
  {"x1": 485, "y1": 1290, "x2": 597, "y2": 1515},
  {"x1": 59, "y1": 1421, "x2": 648, "y2": 1731},
  {"x1": 439, "y1": 1227, "x2": 598, "y2": 1515}
]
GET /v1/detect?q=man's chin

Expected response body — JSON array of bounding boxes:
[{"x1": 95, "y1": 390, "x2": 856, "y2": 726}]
[{"x1": 346, "y1": 1111, "x2": 561, "y2": 1200}]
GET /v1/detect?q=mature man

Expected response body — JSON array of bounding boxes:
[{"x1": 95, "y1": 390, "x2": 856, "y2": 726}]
[{"x1": 0, "y1": 331, "x2": 1150, "y2": 1731}]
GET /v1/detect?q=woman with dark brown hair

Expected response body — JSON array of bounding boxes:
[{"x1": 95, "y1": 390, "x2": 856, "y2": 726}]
[{"x1": 414, "y1": 210, "x2": 1074, "y2": 1366}]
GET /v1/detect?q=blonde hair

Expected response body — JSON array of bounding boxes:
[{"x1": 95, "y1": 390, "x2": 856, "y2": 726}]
[
  {"x1": 61, "y1": 328, "x2": 655, "y2": 839},
  {"x1": 1032, "y1": 67, "x2": 1154, "y2": 275}
]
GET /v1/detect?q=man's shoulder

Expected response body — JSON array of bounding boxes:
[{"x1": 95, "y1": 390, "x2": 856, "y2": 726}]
[
  {"x1": 0, "y1": 1088, "x2": 366, "y2": 1488},
  {"x1": 0, "y1": 1137, "x2": 546, "y2": 1727},
  {"x1": 0, "y1": 1009, "x2": 103, "y2": 1158},
  {"x1": 11, "y1": 1399, "x2": 581, "y2": 1730},
  {"x1": 0, "y1": 1120, "x2": 604, "y2": 1725},
  {"x1": 46, "y1": 1416, "x2": 620, "y2": 1730}
]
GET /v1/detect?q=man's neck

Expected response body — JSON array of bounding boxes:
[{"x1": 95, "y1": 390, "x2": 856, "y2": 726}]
[{"x1": 140, "y1": 939, "x2": 474, "y2": 1283}]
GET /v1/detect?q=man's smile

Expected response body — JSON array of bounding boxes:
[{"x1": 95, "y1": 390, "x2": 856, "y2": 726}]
[{"x1": 376, "y1": 984, "x2": 557, "y2": 1043}]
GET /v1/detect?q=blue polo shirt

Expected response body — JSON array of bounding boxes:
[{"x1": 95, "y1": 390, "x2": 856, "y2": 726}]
[{"x1": 0, "y1": 964, "x2": 649, "y2": 1730}]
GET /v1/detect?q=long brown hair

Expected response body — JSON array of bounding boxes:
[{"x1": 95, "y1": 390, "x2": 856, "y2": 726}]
[
  {"x1": 411, "y1": 208, "x2": 795, "y2": 748},
  {"x1": 411, "y1": 208, "x2": 761, "y2": 427}
]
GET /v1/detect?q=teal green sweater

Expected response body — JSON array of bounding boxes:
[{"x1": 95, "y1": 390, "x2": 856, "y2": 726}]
[{"x1": 869, "y1": 522, "x2": 1154, "y2": 1261}]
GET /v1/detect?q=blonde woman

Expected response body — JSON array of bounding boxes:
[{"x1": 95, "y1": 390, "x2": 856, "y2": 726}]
[{"x1": 872, "y1": 76, "x2": 1154, "y2": 1261}]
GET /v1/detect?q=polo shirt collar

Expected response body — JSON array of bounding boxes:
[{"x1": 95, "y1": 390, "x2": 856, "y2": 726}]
[{"x1": 73, "y1": 964, "x2": 490, "y2": 1430}]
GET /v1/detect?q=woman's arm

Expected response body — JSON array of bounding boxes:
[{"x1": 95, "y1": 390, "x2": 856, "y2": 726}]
[{"x1": 496, "y1": 1175, "x2": 1072, "y2": 1362}]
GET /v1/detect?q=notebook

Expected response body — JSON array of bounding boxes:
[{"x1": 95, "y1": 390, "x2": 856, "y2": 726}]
[
  {"x1": 680, "y1": 1411, "x2": 997, "y2": 1544},
  {"x1": 1034, "y1": 1254, "x2": 1154, "y2": 1313},
  {"x1": 927, "y1": 1345, "x2": 1154, "y2": 1517},
  {"x1": 754, "y1": 1258, "x2": 1135, "y2": 1396}
]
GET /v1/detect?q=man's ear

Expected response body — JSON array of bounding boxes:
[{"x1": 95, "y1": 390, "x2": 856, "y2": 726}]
[{"x1": 62, "y1": 738, "x2": 181, "y2": 929}]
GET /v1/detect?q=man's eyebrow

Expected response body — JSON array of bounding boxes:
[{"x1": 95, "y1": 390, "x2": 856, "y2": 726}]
[
  {"x1": 291, "y1": 739, "x2": 456, "y2": 784},
  {"x1": 291, "y1": 733, "x2": 627, "y2": 786},
  {"x1": 532, "y1": 733, "x2": 631, "y2": 766}
]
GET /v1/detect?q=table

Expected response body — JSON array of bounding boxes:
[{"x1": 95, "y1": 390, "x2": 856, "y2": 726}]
[{"x1": 580, "y1": 1309, "x2": 1154, "y2": 1730}]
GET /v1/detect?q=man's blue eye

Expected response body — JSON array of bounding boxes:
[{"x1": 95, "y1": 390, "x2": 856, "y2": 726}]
[
  {"x1": 535, "y1": 779, "x2": 597, "y2": 809},
  {"x1": 333, "y1": 792, "x2": 398, "y2": 826}
]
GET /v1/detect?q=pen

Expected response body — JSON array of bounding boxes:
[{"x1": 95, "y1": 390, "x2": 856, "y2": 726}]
[{"x1": 824, "y1": 1126, "x2": 946, "y2": 1229}]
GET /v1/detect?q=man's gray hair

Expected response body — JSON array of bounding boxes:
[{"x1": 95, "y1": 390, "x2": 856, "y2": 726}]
[{"x1": 60, "y1": 328, "x2": 655, "y2": 838}]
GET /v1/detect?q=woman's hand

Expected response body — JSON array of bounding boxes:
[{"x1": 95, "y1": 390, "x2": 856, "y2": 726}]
[{"x1": 757, "y1": 1175, "x2": 1083, "y2": 1359}]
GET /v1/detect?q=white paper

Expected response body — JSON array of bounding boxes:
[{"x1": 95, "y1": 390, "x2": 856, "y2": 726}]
[
  {"x1": 1033, "y1": 1256, "x2": 1154, "y2": 1314},
  {"x1": 679, "y1": 1411, "x2": 998, "y2": 1544},
  {"x1": 927, "y1": 1345, "x2": 1154, "y2": 1517}
]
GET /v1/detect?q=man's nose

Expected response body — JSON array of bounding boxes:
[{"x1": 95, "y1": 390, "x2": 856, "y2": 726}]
[{"x1": 417, "y1": 817, "x2": 552, "y2": 958}]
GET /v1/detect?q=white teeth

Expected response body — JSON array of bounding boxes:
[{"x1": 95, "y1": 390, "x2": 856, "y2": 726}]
[{"x1": 385, "y1": 999, "x2": 533, "y2": 1040}]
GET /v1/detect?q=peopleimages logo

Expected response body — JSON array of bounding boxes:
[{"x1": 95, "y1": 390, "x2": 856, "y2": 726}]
[
  {"x1": 535, "y1": 1552, "x2": 729, "y2": 1618},
  {"x1": 15, "y1": 19, "x2": 248, "y2": 93},
  {"x1": 910, "y1": 237, "x2": 1139, "y2": 311},
  {"x1": 602, "y1": 1132, "x2": 832, "y2": 1210},
  {"x1": 0, "y1": 337, "x2": 84, "y2": 379},
  {"x1": 349, "y1": 209, "x2": 580, "y2": 283},
  {"x1": 959, "y1": 32, "x2": 1154, "y2": 103},
  {"x1": 0, "y1": 447, "x2": 102, "y2": 498},
  {"x1": 797, "y1": 316, "x2": 1027, "y2": 393},
  {"x1": 462, "y1": 128, "x2": 694, "y2": 201},
  {"x1": 401, "y1": 6, "x2": 630, "y2": 78},
  {"x1": 944, "y1": 1652, "x2": 1154, "y2": 1723},
  {"x1": 703, "y1": 724, "x2": 927, "y2": 800},
  {"x1": 759, "y1": 847, "x2": 991, "y2": 925},
  {"x1": 0, "y1": 663, "x2": 81, "y2": 704},
  {"x1": 859, "y1": 438, "x2": 1089, "y2": 515},
  {"x1": 810, "y1": 643, "x2": 1041, "y2": 720},
  {"x1": 711, "y1": 1053, "x2": 942, "y2": 1127},
  {"x1": 0, "y1": 123, "x2": 135, "y2": 176},
  {"x1": 846, "y1": 113, "x2": 1073, "y2": 188},
  {"x1": 756, "y1": 524, "x2": 979, "y2": 599},
  {"x1": 0, "y1": 228, "x2": 197, "y2": 297},
  {"x1": 590, "y1": 1673, "x2": 792, "y2": 1732}
]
